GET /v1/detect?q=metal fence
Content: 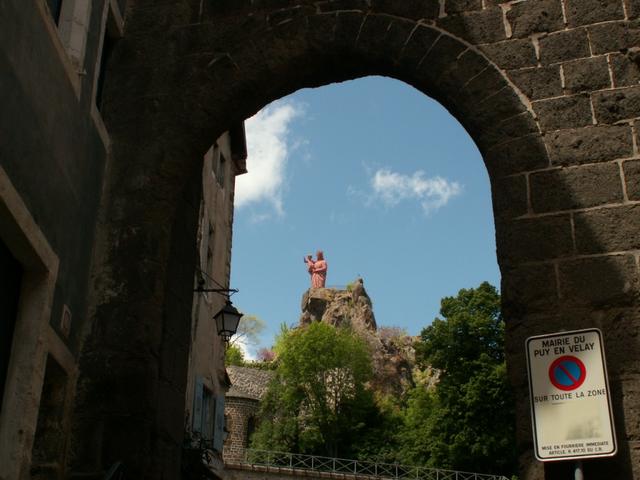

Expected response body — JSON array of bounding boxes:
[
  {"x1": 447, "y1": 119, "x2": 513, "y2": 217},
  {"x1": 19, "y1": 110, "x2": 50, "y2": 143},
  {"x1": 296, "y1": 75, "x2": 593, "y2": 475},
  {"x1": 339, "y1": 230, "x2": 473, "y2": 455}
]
[{"x1": 239, "y1": 449, "x2": 510, "y2": 480}]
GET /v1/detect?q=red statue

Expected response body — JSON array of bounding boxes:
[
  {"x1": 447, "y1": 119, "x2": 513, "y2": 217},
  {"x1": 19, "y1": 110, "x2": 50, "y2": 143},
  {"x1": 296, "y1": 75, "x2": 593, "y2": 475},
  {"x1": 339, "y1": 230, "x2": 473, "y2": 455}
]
[{"x1": 304, "y1": 250, "x2": 327, "y2": 288}]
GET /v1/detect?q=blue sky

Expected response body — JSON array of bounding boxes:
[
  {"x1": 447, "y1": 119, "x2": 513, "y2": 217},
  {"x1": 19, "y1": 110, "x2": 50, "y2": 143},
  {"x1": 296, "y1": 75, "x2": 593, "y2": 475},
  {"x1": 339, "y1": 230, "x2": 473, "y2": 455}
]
[{"x1": 230, "y1": 76, "x2": 501, "y2": 358}]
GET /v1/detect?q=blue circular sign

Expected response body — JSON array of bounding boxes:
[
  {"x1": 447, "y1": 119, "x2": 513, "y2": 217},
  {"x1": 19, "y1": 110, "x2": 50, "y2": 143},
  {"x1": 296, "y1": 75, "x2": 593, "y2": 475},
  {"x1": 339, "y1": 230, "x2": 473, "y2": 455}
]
[{"x1": 549, "y1": 355, "x2": 586, "y2": 391}]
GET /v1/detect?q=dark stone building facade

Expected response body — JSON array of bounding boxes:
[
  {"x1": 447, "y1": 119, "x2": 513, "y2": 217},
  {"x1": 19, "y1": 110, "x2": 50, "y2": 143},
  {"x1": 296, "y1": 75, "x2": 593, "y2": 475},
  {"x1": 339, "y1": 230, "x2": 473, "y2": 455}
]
[
  {"x1": 0, "y1": 1, "x2": 244, "y2": 479},
  {"x1": 0, "y1": 1, "x2": 118, "y2": 478},
  {"x1": 1, "y1": 1, "x2": 640, "y2": 480}
]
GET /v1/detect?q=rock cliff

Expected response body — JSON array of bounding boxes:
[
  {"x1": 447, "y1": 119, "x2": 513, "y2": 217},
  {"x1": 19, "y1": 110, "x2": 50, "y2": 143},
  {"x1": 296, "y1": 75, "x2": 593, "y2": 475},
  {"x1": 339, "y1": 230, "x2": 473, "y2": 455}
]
[{"x1": 299, "y1": 279, "x2": 421, "y2": 397}]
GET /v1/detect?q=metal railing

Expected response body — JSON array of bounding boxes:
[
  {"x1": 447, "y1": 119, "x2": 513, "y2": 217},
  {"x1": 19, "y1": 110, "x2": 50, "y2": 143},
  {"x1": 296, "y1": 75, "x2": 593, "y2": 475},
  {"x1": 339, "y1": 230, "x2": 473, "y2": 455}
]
[{"x1": 237, "y1": 449, "x2": 510, "y2": 480}]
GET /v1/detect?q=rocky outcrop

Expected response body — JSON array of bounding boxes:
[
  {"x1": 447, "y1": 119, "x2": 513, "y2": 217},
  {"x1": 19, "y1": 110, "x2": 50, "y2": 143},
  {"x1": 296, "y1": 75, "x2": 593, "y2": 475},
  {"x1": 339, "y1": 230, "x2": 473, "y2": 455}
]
[
  {"x1": 299, "y1": 279, "x2": 422, "y2": 397},
  {"x1": 299, "y1": 278, "x2": 377, "y2": 333}
]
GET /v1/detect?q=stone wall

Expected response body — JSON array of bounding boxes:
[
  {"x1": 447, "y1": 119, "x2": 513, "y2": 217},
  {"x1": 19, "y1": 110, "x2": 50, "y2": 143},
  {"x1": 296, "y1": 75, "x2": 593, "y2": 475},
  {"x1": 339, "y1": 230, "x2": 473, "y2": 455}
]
[
  {"x1": 224, "y1": 366, "x2": 275, "y2": 463},
  {"x1": 224, "y1": 397, "x2": 261, "y2": 464}
]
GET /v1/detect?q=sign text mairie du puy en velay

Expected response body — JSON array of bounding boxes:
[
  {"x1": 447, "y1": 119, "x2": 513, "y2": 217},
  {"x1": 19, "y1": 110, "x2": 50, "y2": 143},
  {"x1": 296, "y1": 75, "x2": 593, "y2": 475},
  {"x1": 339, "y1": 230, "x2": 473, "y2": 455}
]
[{"x1": 525, "y1": 328, "x2": 616, "y2": 462}]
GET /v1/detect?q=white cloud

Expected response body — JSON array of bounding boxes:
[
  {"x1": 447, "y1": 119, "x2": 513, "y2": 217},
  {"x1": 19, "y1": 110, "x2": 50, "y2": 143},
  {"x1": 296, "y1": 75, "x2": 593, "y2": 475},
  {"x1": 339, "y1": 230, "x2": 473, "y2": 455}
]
[
  {"x1": 370, "y1": 169, "x2": 462, "y2": 214},
  {"x1": 235, "y1": 100, "x2": 304, "y2": 216},
  {"x1": 235, "y1": 336, "x2": 257, "y2": 361}
]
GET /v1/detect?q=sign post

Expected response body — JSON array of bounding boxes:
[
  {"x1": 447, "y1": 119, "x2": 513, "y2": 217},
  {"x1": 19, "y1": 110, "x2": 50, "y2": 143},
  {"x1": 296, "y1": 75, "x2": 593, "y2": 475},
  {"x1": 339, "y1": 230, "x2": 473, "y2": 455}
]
[{"x1": 525, "y1": 328, "x2": 616, "y2": 464}]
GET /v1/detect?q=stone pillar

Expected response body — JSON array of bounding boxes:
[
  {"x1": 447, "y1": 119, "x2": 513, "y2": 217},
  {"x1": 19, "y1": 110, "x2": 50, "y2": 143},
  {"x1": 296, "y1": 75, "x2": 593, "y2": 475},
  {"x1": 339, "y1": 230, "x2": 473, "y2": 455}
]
[{"x1": 69, "y1": 122, "x2": 205, "y2": 477}]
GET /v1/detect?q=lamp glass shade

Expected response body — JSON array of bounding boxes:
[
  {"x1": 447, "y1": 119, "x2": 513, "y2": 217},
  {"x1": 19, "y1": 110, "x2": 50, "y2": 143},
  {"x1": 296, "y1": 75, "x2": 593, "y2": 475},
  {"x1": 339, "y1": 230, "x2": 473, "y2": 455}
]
[{"x1": 214, "y1": 301, "x2": 243, "y2": 341}]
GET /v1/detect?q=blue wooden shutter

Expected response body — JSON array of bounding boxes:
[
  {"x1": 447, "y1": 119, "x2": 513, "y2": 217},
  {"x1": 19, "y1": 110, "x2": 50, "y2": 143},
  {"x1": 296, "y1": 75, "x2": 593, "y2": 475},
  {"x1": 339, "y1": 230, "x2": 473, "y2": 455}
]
[
  {"x1": 213, "y1": 395, "x2": 225, "y2": 452},
  {"x1": 192, "y1": 376, "x2": 204, "y2": 434}
]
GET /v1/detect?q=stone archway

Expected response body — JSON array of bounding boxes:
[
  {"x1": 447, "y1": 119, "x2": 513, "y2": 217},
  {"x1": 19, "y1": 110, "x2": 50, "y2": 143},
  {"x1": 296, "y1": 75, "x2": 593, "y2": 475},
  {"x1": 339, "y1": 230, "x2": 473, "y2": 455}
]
[{"x1": 75, "y1": 1, "x2": 640, "y2": 479}]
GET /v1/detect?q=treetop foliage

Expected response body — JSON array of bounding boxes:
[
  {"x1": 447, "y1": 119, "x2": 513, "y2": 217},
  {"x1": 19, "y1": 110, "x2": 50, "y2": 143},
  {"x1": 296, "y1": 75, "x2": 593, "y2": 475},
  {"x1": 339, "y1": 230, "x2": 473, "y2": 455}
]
[
  {"x1": 251, "y1": 322, "x2": 374, "y2": 458},
  {"x1": 415, "y1": 281, "x2": 504, "y2": 377}
]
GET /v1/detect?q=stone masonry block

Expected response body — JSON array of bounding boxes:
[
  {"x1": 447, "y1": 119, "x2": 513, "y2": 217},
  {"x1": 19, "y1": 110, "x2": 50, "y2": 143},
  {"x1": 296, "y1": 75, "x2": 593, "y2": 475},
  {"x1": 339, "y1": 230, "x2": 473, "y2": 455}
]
[
  {"x1": 501, "y1": 263, "x2": 559, "y2": 313},
  {"x1": 533, "y1": 94, "x2": 594, "y2": 131},
  {"x1": 480, "y1": 38, "x2": 537, "y2": 70},
  {"x1": 539, "y1": 28, "x2": 590, "y2": 64},
  {"x1": 378, "y1": 20, "x2": 415, "y2": 59},
  {"x1": 420, "y1": 35, "x2": 468, "y2": 83},
  {"x1": 563, "y1": 56, "x2": 612, "y2": 94},
  {"x1": 593, "y1": 86, "x2": 640, "y2": 124},
  {"x1": 546, "y1": 125, "x2": 634, "y2": 166},
  {"x1": 334, "y1": 11, "x2": 365, "y2": 48},
  {"x1": 565, "y1": 0, "x2": 625, "y2": 27},
  {"x1": 438, "y1": 7, "x2": 506, "y2": 44},
  {"x1": 597, "y1": 311, "x2": 640, "y2": 377},
  {"x1": 478, "y1": 111, "x2": 540, "y2": 148},
  {"x1": 475, "y1": 85, "x2": 527, "y2": 124},
  {"x1": 491, "y1": 174, "x2": 528, "y2": 220},
  {"x1": 355, "y1": 15, "x2": 397, "y2": 60},
  {"x1": 508, "y1": 66, "x2": 562, "y2": 100},
  {"x1": 610, "y1": 53, "x2": 640, "y2": 88},
  {"x1": 506, "y1": 0, "x2": 565, "y2": 38},
  {"x1": 530, "y1": 163, "x2": 624, "y2": 212},
  {"x1": 370, "y1": 0, "x2": 440, "y2": 19},
  {"x1": 316, "y1": 0, "x2": 370, "y2": 13},
  {"x1": 445, "y1": 0, "x2": 483, "y2": 14},
  {"x1": 436, "y1": 48, "x2": 490, "y2": 92},
  {"x1": 589, "y1": 21, "x2": 640, "y2": 55},
  {"x1": 574, "y1": 204, "x2": 640, "y2": 254},
  {"x1": 624, "y1": 159, "x2": 640, "y2": 200},
  {"x1": 398, "y1": 24, "x2": 441, "y2": 68},
  {"x1": 496, "y1": 215, "x2": 574, "y2": 264},
  {"x1": 485, "y1": 134, "x2": 550, "y2": 177},
  {"x1": 267, "y1": 5, "x2": 314, "y2": 25},
  {"x1": 559, "y1": 255, "x2": 638, "y2": 306},
  {"x1": 627, "y1": 0, "x2": 640, "y2": 18},
  {"x1": 462, "y1": 65, "x2": 506, "y2": 99},
  {"x1": 613, "y1": 377, "x2": 640, "y2": 437}
]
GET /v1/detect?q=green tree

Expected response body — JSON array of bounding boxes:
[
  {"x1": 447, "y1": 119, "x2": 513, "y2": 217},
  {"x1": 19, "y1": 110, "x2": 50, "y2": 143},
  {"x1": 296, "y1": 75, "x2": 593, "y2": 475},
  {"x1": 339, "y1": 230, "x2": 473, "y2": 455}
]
[
  {"x1": 251, "y1": 322, "x2": 374, "y2": 458},
  {"x1": 225, "y1": 344, "x2": 245, "y2": 366},
  {"x1": 410, "y1": 282, "x2": 517, "y2": 475}
]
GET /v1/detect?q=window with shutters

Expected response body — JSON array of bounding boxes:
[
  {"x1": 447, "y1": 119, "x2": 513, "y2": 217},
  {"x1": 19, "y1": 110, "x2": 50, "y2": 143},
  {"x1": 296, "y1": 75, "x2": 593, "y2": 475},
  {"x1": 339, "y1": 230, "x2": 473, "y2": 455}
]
[
  {"x1": 213, "y1": 395, "x2": 226, "y2": 452},
  {"x1": 192, "y1": 378, "x2": 226, "y2": 451},
  {"x1": 192, "y1": 376, "x2": 211, "y2": 439}
]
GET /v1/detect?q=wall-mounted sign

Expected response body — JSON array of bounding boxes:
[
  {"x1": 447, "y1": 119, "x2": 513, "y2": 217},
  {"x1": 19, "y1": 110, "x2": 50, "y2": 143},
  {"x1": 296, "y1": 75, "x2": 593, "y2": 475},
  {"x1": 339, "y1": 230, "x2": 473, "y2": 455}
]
[{"x1": 525, "y1": 328, "x2": 616, "y2": 461}]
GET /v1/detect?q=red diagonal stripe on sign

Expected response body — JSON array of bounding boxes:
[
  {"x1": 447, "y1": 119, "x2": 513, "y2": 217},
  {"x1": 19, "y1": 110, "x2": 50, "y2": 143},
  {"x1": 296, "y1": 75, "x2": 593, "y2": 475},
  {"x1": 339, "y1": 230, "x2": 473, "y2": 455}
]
[{"x1": 558, "y1": 363, "x2": 578, "y2": 384}]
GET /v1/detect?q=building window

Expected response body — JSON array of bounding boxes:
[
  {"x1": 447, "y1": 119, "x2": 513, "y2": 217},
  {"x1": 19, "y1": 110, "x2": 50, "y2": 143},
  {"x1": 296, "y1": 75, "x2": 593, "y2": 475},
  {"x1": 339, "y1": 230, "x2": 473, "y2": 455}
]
[
  {"x1": 213, "y1": 152, "x2": 226, "y2": 189},
  {"x1": 192, "y1": 377, "x2": 213, "y2": 441},
  {"x1": 0, "y1": 239, "x2": 23, "y2": 412},
  {"x1": 46, "y1": 0, "x2": 64, "y2": 25},
  {"x1": 206, "y1": 224, "x2": 215, "y2": 276},
  {"x1": 95, "y1": 29, "x2": 118, "y2": 111},
  {"x1": 246, "y1": 417, "x2": 256, "y2": 448},
  {"x1": 94, "y1": 4, "x2": 124, "y2": 112},
  {"x1": 57, "y1": 0, "x2": 92, "y2": 70},
  {"x1": 192, "y1": 378, "x2": 227, "y2": 452}
]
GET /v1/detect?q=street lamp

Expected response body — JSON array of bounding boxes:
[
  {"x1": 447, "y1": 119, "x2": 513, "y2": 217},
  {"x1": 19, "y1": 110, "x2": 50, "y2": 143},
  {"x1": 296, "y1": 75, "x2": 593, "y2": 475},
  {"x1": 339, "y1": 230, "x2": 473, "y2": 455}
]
[
  {"x1": 194, "y1": 275, "x2": 243, "y2": 344},
  {"x1": 213, "y1": 300, "x2": 243, "y2": 343}
]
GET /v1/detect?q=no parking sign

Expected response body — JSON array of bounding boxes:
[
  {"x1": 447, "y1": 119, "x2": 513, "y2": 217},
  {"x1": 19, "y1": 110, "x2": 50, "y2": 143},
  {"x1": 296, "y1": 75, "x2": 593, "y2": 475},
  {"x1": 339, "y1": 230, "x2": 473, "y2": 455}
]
[{"x1": 525, "y1": 328, "x2": 617, "y2": 461}]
